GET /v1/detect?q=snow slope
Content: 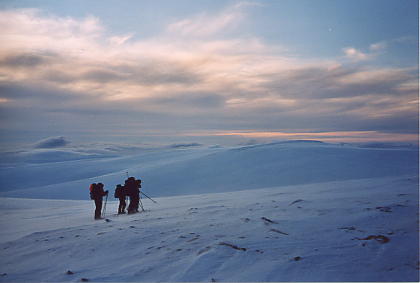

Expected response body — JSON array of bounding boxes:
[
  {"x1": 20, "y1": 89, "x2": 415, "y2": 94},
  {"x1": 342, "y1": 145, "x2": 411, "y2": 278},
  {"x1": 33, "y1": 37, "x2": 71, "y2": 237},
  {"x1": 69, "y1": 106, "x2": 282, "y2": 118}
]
[
  {"x1": 0, "y1": 175, "x2": 418, "y2": 282},
  {"x1": 0, "y1": 141, "x2": 418, "y2": 199}
]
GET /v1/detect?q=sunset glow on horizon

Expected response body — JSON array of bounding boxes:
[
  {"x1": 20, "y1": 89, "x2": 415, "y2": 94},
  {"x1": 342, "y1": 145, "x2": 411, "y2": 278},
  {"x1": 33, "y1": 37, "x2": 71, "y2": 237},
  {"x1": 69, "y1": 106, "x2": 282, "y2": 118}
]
[{"x1": 205, "y1": 130, "x2": 419, "y2": 143}]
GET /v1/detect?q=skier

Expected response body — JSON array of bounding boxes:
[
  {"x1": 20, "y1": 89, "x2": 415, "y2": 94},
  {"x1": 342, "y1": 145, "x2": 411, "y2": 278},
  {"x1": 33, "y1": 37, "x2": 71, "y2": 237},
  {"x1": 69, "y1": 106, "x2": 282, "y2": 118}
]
[
  {"x1": 90, "y1": 183, "x2": 109, "y2": 220},
  {"x1": 114, "y1": 184, "x2": 126, "y2": 214}
]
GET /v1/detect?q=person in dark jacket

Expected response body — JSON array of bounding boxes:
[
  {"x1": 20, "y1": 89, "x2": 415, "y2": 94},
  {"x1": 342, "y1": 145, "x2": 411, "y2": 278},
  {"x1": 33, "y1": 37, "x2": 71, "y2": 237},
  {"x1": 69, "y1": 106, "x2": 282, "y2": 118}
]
[
  {"x1": 90, "y1": 183, "x2": 108, "y2": 219},
  {"x1": 125, "y1": 177, "x2": 134, "y2": 214},
  {"x1": 126, "y1": 177, "x2": 139, "y2": 214},
  {"x1": 114, "y1": 184, "x2": 126, "y2": 214}
]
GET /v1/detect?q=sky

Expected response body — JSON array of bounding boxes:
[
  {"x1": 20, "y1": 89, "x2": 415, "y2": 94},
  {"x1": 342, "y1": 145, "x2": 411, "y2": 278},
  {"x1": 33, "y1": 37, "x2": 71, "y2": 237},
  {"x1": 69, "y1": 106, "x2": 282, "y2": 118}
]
[{"x1": 0, "y1": 0, "x2": 418, "y2": 147}]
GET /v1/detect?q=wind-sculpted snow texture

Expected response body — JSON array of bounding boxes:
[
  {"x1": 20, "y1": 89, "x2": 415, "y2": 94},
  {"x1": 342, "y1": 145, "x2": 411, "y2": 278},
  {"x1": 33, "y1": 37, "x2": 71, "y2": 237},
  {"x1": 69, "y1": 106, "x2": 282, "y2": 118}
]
[
  {"x1": 0, "y1": 176, "x2": 419, "y2": 282},
  {"x1": 0, "y1": 141, "x2": 418, "y2": 199}
]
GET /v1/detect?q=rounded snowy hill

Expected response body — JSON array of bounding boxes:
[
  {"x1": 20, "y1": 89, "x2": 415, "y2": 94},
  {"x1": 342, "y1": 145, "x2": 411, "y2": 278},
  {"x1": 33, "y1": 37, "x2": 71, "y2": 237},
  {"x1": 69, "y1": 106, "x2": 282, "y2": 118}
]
[{"x1": 0, "y1": 140, "x2": 418, "y2": 199}]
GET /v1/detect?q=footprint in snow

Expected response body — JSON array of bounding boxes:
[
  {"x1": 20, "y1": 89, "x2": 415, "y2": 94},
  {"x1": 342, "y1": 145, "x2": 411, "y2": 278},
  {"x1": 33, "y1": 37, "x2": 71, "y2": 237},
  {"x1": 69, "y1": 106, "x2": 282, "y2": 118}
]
[
  {"x1": 289, "y1": 199, "x2": 304, "y2": 206},
  {"x1": 356, "y1": 235, "x2": 390, "y2": 244},
  {"x1": 261, "y1": 217, "x2": 278, "y2": 225},
  {"x1": 395, "y1": 204, "x2": 408, "y2": 208},
  {"x1": 187, "y1": 237, "x2": 200, "y2": 242},
  {"x1": 219, "y1": 242, "x2": 246, "y2": 251},
  {"x1": 376, "y1": 206, "x2": 392, "y2": 213},
  {"x1": 338, "y1": 226, "x2": 357, "y2": 232},
  {"x1": 270, "y1": 229, "x2": 289, "y2": 235}
]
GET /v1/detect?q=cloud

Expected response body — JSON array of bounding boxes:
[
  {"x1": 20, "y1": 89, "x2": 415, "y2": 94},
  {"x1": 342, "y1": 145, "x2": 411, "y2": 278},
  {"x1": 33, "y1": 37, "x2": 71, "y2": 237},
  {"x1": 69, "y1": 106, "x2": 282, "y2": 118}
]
[
  {"x1": 147, "y1": 92, "x2": 225, "y2": 110},
  {"x1": 343, "y1": 41, "x2": 388, "y2": 62},
  {"x1": 369, "y1": 42, "x2": 387, "y2": 51},
  {"x1": 342, "y1": 47, "x2": 371, "y2": 61},
  {"x1": 0, "y1": 9, "x2": 103, "y2": 57},
  {"x1": 261, "y1": 65, "x2": 416, "y2": 101},
  {"x1": 0, "y1": 53, "x2": 52, "y2": 67},
  {"x1": 109, "y1": 34, "x2": 134, "y2": 45},
  {"x1": 169, "y1": 143, "x2": 203, "y2": 148},
  {"x1": 0, "y1": 7, "x2": 417, "y2": 143},
  {"x1": 165, "y1": 2, "x2": 253, "y2": 37},
  {"x1": 34, "y1": 136, "x2": 71, "y2": 149}
]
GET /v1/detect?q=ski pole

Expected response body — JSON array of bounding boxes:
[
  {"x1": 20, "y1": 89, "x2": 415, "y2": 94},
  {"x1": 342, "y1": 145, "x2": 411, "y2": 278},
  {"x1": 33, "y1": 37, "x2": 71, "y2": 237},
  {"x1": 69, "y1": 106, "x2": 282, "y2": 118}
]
[
  {"x1": 140, "y1": 191, "x2": 158, "y2": 204},
  {"x1": 102, "y1": 193, "x2": 108, "y2": 218}
]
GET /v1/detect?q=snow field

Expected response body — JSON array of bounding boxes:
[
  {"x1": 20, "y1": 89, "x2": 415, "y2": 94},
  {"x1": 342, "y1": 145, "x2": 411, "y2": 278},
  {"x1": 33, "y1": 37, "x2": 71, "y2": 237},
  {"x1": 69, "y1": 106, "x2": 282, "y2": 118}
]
[
  {"x1": 0, "y1": 175, "x2": 418, "y2": 282},
  {"x1": 1, "y1": 141, "x2": 418, "y2": 200}
]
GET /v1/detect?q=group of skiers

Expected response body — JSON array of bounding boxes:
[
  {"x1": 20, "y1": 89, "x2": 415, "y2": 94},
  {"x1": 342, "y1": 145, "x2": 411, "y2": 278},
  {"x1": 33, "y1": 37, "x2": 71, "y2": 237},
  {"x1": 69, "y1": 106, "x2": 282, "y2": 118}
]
[{"x1": 89, "y1": 177, "x2": 142, "y2": 220}]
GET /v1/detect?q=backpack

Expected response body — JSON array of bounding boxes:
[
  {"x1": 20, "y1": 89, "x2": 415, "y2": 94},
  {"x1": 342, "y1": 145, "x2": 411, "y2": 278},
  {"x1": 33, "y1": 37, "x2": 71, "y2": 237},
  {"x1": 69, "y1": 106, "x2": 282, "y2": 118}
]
[
  {"x1": 89, "y1": 183, "x2": 96, "y2": 200},
  {"x1": 114, "y1": 185, "x2": 122, "y2": 198},
  {"x1": 125, "y1": 178, "x2": 137, "y2": 197}
]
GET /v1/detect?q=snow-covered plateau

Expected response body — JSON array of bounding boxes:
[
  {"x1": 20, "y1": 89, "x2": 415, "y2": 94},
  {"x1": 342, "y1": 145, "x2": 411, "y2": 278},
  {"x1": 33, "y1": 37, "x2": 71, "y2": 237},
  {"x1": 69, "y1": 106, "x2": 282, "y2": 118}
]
[{"x1": 0, "y1": 141, "x2": 418, "y2": 282}]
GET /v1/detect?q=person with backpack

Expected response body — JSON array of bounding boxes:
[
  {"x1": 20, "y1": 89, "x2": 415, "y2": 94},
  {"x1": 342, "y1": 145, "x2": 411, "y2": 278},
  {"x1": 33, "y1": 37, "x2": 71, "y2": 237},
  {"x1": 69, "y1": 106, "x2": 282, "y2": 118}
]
[
  {"x1": 89, "y1": 183, "x2": 109, "y2": 220},
  {"x1": 125, "y1": 177, "x2": 134, "y2": 214},
  {"x1": 114, "y1": 184, "x2": 126, "y2": 214},
  {"x1": 125, "y1": 177, "x2": 139, "y2": 214}
]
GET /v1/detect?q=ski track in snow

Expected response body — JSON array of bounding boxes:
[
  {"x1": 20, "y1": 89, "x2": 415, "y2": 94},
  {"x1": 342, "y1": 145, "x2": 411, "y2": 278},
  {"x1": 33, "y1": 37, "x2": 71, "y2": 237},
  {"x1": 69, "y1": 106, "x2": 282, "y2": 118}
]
[{"x1": 0, "y1": 176, "x2": 419, "y2": 282}]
